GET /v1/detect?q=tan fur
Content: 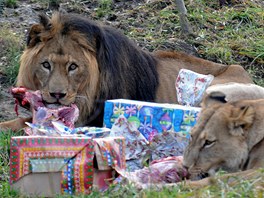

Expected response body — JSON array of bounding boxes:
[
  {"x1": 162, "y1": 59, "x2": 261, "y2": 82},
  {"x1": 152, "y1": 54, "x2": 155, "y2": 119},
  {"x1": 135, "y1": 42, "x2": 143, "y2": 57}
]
[
  {"x1": 180, "y1": 99, "x2": 264, "y2": 186},
  {"x1": 204, "y1": 83, "x2": 264, "y2": 106},
  {"x1": 0, "y1": 12, "x2": 253, "y2": 131},
  {"x1": 0, "y1": 117, "x2": 32, "y2": 132},
  {"x1": 154, "y1": 52, "x2": 253, "y2": 103}
]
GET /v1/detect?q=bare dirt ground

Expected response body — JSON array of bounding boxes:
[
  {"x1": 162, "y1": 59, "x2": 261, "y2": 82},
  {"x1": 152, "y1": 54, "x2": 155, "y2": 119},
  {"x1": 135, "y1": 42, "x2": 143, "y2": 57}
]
[
  {"x1": 0, "y1": 0, "x2": 198, "y2": 123},
  {"x1": 0, "y1": 1, "x2": 39, "y2": 122}
]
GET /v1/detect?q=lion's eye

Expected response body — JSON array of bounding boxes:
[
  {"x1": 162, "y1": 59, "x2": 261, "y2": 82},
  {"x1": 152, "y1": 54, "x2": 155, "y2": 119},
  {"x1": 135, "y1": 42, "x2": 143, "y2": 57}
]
[
  {"x1": 42, "y1": 61, "x2": 51, "y2": 70},
  {"x1": 68, "y1": 63, "x2": 78, "y2": 72},
  {"x1": 203, "y1": 140, "x2": 216, "y2": 149}
]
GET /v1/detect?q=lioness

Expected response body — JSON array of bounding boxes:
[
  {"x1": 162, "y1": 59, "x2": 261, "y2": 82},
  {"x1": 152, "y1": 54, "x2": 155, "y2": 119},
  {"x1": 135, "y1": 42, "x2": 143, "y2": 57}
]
[
  {"x1": 183, "y1": 100, "x2": 264, "y2": 177},
  {"x1": 0, "y1": 12, "x2": 253, "y2": 131},
  {"x1": 179, "y1": 85, "x2": 264, "y2": 188},
  {"x1": 138, "y1": 85, "x2": 264, "y2": 189}
]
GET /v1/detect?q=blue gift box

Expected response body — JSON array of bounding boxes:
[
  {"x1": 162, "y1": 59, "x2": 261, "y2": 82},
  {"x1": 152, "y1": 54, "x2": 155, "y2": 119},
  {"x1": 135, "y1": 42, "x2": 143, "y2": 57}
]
[{"x1": 103, "y1": 99, "x2": 200, "y2": 141}]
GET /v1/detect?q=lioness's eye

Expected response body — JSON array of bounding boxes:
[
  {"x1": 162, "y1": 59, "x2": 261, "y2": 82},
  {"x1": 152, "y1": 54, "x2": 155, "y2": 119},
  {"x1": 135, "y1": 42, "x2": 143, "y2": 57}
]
[
  {"x1": 42, "y1": 61, "x2": 51, "y2": 70},
  {"x1": 68, "y1": 63, "x2": 78, "y2": 71},
  {"x1": 203, "y1": 140, "x2": 216, "y2": 149}
]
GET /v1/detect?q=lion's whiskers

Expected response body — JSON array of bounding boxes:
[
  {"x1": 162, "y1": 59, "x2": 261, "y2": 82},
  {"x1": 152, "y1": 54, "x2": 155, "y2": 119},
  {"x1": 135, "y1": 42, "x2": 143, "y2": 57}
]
[{"x1": 75, "y1": 95, "x2": 88, "y2": 102}]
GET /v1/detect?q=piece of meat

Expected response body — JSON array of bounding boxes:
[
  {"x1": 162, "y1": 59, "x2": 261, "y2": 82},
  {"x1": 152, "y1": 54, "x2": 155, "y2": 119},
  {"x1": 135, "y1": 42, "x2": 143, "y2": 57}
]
[
  {"x1": 11, "y1": 87, "x2": 31, "y2": 115},
  {"x1": 136, "y1": 156, "x2": 189, "y2": 183},
  {"x1": 11, "y1": 87, "x2": 79, "y2": 134},
  {"x1": 118, "y1": 156, "x2": 189, "y2": 185},
  {"x1": 25, "y1": 90, "x2": 44, "y2": 110}
]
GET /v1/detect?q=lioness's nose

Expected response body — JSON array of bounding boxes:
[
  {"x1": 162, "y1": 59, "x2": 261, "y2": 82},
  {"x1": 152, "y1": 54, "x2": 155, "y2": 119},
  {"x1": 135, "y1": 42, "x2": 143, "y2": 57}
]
[
  {"x1": 182, "y1": 161, "x2": 189, "y2": 170},
  {"x1": 183, "y1": 165, "x2": 189, "y2": 170},
  {"x1": 50, "y1": 92, "x2": 66, "y2": 99}
]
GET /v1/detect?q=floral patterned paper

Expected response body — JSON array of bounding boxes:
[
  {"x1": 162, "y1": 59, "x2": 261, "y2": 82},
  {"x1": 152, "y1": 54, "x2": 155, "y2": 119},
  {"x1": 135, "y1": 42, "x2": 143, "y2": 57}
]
[{"x1": 175, "y1": 69, "x2": 214, "y2": 106}]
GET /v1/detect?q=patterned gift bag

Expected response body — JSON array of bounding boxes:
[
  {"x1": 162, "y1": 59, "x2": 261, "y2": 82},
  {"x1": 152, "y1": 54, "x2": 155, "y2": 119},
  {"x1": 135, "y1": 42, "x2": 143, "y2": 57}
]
[{"x1": 175, "y1": 69, "x2": 214, "y2": 106}]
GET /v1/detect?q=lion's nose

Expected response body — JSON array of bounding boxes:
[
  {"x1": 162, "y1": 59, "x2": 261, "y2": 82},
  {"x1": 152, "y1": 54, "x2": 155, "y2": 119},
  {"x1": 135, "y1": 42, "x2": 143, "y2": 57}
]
[{"x1": 50, "y1": 92, "x2": 66, "y2": 99}]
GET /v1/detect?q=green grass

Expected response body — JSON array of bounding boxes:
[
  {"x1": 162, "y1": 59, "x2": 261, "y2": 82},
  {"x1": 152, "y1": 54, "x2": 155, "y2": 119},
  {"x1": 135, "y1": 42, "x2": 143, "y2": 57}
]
[
  {"x1": 183, "y1": 1, "x2": 264, "y2": 85},
  {"x1": 48, "y1": 0, "x2": 61, "y2": 9},
  {"x1": 3, "y1": 0, "x2": 17, "y2": 8},
  {"x1": 0, "y1": 130, "x2": 23, "y2": 198},
  {"x1": 187, "y1": 4, "x2": 264, "y2": 62},
  {"x1": 0, "y1": 25, "x2": 23, "y2": 85},
  {"x1": 96, "y1": 0, "x2": 113, "y2": 18}
]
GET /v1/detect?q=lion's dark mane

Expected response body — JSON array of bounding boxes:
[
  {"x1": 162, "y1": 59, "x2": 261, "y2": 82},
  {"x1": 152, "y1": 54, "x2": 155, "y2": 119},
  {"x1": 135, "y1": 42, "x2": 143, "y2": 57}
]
[{"x1": 59, "y1": 13, "x2": 159, "y2": 101}]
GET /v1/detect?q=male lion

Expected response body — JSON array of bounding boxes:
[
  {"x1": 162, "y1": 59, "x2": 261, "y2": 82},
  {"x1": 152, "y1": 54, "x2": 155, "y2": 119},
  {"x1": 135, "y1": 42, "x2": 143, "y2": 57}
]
[{"x1": 0, "y1": 12, "x2": 253, "y2": 131}]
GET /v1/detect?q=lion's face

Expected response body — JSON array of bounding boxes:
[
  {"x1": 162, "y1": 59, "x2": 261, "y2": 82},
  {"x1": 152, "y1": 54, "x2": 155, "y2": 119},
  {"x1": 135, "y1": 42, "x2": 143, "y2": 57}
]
[
  {"x1": 34, "y1": 40, "x2": 94, "y2": 106},
  {"x1": 17, "y1": 13, "x2": 100, "y2": 126},
  {"x1": 183, "y1": 103, "x2": 255, "y2": 178}
]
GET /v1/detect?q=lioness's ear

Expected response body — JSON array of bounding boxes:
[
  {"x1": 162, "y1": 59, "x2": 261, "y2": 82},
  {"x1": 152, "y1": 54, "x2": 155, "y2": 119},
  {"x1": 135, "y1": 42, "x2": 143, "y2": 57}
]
[
  {"x1": 201, "y1": 91, "x2": 227, "y2": 108},
  {"x1": 228, "y1": 105, "x2": 255, "y2": 136},
  {"x1": 26, "y1": 14, "x2": 51, "y2": 48}
]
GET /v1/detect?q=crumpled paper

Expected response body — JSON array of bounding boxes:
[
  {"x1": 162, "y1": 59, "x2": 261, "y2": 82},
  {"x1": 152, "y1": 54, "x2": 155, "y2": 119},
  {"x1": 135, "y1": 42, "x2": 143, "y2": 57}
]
[
  {"x1": 110, "y1": 115, "x2": 189, "y2": 171},
  {"x1": 175, "y1": 69, "x2": 214, "y2": 106},
  {"x1": 110, "y1": 115, "x2": 149, "y2": 161},
  {"x1": 25, "y1": 121, "x2": 111, "y2": 137},
  {"x1": 147, "y1": 130, "x2": 189, "y2": 161}
]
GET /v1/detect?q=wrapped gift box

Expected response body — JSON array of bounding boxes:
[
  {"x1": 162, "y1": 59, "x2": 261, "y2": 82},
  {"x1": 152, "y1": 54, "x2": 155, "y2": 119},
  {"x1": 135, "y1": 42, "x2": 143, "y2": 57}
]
[
  {"x1": 103, "y1": 99, "x2": 201, "y2": 141},
  {"x1": 10, "y1": 136, "x2": 125, "y2": 197}
]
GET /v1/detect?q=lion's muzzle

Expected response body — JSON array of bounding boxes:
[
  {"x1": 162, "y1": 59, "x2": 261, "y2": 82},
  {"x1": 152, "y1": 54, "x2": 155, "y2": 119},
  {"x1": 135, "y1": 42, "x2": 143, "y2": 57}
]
[{"x1": 50, "y1": 92, "x2": 67, "y2": 100}]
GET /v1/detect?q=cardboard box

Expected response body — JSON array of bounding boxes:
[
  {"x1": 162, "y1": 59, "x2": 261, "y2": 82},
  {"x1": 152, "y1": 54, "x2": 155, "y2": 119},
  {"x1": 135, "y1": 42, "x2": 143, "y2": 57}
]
[
  {"x1": 10, "y1": 136, "x2": 126, "y2": 197},
  {"x1": 103, "y1": 99, "x2": 201, "y2": 140}
]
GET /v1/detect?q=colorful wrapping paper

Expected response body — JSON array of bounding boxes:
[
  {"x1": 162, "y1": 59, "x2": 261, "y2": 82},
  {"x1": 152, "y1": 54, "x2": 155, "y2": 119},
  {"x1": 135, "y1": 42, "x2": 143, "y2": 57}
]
[
  {"x1": 104, "y1": 99, "x2": 200, "y2": 171},
  {"x1": 10, "y1": 136, "x2": 125, "y2": 195},
  {"x1": 103, "y1": 99, "x2": 201, "y2": 141},
  {"x1": 110, "y1": 115, "x2": 149, "y2": 161},
  {"x1": 175, "y1": 69, "x2": 214, "y2": 106},
  {"x1": 94, "y1": 137, "x2": 126, "y2": 170},
  {"x1": 25, "y1": 121, "x2": 111, "y2": 137},
  {"x1": 110, "y1": 115, "x2": 189, "y2": 171}
]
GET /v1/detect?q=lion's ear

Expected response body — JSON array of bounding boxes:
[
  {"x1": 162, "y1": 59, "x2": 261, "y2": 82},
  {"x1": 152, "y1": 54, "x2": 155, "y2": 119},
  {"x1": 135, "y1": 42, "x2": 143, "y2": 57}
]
[
  {"x1": 39, "y1": 13, "x2": 51, "y2": 29},
  {"x1": 26, "y1": 14, "x2": 51, "y2": 48},
  {"x1": 228, "y1": 105, "x2": 255, "y2": 136},
  {"x1": 27, "y1": 24, "x2": 44, "y2": 47}
]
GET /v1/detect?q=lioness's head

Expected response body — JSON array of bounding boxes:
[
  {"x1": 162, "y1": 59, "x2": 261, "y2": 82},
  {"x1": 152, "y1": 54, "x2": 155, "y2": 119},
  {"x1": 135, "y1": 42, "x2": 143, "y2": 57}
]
[{"x1": 183, "y1": 102, "x2": 255, "y2": 178}]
